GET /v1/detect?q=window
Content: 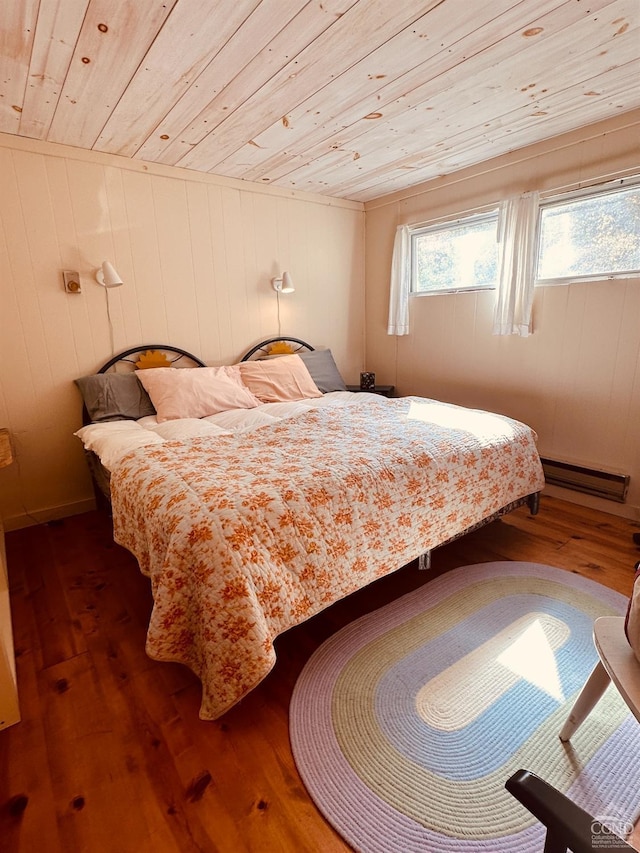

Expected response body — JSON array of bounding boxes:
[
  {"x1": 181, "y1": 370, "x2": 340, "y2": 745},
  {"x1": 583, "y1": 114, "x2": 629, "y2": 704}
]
[
  {"x1": 403, "y1": 177, "x2": 640, "y2": 313},
  {"x1": 410, "y1": 210, "x2": 498, "y2": 295},
  {"x1": 536, "y1": 181, "x2": 640, "y2": 284}
]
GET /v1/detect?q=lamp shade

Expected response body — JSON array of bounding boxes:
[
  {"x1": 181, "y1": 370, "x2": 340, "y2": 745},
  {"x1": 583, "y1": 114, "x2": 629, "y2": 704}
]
[
  {"x1": 96, "y1": 261, "x2": 124, "y2": 288},
  {"x1": 272, "y1": 271, "x2": 295, "y2": 293},
  {"x1": 280, "y1": 271, "x2": 295, "y2": 293}
]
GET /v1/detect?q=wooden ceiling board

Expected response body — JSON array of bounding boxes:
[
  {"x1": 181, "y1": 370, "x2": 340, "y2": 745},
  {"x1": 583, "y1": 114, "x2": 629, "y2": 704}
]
[
  {"x1": 95, "y1": 0, "x2": 266, "y2": 157},
  {"x1": 1, "y1": 0, "x2": 638, "y2": 203},
  {"x1": 295, "y1": 66, "x2": 639, "y2": 200},
  {"x1": 212, "y1": 0, "x2": 533, "y2": 183},
  {"x1": 0, "y1": 0, "x2": 39, "y2": 134},
  {"x1": 328, "y1": 64, "x2": 640, "y2": 201},
  {"x1": 271, "y1": 0, "x2": 640, "y2": 197},
  {"x1": 174, "y1": 0, "x2": 443, "y2": 172},
  {"x1": 134, "y1": 0, "x2": 356, "y2": 166},
  {"x1": 46, "y1": 1, "x2": 178, "y2": 147},
  {"x1": 264, "y1": 0, "x2": 635, "y2": 177},
  {"x1": 18, "y1": 0, "x2": 90, "y2": 140}
]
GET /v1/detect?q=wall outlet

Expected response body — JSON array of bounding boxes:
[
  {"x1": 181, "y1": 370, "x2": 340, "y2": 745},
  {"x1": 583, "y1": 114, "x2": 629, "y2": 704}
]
[{"x1": 63, "y1": 270, "x2": 81, "y2": 293}]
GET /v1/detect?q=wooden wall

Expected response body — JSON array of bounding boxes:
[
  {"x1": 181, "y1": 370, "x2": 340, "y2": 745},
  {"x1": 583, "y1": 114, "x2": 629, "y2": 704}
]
[
  {"x1": 364, "y1": 110, "x2": 640, "y2": 520},
  {"x1": 0, "y1": 134, "x2": 365, "y2": 530}
]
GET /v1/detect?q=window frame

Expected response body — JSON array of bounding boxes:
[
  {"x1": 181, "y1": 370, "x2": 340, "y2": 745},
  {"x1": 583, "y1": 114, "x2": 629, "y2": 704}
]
[
  {"x1": 534, "y1": 177, "x2": 640, "y2": 287},
  {"x1": 409, "y1": 207, "x2": 500, "y2": 297}
]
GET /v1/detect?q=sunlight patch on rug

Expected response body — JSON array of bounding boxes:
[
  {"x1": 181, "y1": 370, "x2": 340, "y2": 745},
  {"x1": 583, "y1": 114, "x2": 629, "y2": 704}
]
[{"x1": 416, "y1": 612, "x2": 569, "y2": 730}]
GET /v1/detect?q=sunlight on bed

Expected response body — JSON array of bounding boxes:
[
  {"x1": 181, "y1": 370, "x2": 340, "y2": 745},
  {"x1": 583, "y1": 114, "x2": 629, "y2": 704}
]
[{"x1": 406, "y1": 400, "x2": 517, "y2": 439}]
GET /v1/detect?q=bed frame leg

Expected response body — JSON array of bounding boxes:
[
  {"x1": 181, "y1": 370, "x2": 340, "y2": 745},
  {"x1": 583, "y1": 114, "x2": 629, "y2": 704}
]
[
  {"x1": 418, "y1": 551, "x2": 431, "y2": 571},
  {"x1": 527, "y1": 492, "x2": 540, "y2": 516}
]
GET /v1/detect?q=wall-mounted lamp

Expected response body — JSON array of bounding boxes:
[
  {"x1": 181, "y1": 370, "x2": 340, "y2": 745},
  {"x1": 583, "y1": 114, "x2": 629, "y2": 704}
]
[
  {"x1": 271, "y1": 271, "x2": 295, "y2": 294},
  {"x1": 95, "y1": 260, "x2": 124, "y2": 288}
]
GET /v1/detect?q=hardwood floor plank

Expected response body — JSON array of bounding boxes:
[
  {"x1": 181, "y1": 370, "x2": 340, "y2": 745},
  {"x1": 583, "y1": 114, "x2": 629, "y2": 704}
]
[
  {"x1": 1, "y1": 495, "x2": 639, "y2": 852},
  {"x1": 38, "y1": 653, "x2": 159, "y2": 853}
]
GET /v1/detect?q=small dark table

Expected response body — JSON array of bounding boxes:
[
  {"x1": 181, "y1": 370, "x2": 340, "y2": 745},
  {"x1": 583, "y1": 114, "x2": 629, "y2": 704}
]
[{"x1": 346, "y1": 385, "x2": 395, "y2": 398}]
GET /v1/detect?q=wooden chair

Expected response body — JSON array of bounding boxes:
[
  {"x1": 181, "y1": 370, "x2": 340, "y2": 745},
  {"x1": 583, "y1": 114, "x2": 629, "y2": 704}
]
[
  {"x1": 559, "y1": 616, "x2": 640, "y2": 743},
  {"x1": 505, "y1": 769, "x2": 634, "y2": 852}
]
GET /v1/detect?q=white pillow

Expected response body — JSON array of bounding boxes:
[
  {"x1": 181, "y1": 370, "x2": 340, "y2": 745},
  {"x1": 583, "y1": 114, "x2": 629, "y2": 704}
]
[
  {"x1": 75, "y1": 421, "x2": 163, "y2": 471},
  {"x1": 136, "y1": 366, "x2": 261, "y2": 423}
]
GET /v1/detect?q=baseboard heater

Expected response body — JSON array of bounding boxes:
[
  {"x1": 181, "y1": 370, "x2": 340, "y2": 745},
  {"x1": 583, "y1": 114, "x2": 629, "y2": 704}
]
[{"x1": 540, "y1": 457, "x2": 630, "y2": 503}]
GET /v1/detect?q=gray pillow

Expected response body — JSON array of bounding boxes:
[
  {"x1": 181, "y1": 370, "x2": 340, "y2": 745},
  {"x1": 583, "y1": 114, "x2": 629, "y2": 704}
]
[
  {"x1": 75, "y1": 373, "x2": 156, "y2": 422},
  {"x1": 299, "y1": 349, "x2": 347, "y2": 393}
]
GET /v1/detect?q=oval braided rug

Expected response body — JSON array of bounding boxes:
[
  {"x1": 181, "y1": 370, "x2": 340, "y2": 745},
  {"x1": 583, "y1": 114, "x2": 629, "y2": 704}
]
[{"x1": 289, "y1": 561, "x2": 640, "y2": 852}]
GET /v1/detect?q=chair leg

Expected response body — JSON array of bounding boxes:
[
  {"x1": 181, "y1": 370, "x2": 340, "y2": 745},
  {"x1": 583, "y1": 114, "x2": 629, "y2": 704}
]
[{"x1": 559, "y1": 661, "x2": 611, "y2": 742}]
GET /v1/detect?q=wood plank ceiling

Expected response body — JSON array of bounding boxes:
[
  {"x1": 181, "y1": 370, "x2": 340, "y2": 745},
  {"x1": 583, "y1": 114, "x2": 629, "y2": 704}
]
[{"x1": 1, "y1": 0, "x2": 639, "y2": 202}]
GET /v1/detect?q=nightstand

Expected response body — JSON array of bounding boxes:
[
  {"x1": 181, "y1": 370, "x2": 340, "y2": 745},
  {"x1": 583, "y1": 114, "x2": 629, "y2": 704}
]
[{"x1": 346, "y1": 385, "x2": 395, "y2": 398}]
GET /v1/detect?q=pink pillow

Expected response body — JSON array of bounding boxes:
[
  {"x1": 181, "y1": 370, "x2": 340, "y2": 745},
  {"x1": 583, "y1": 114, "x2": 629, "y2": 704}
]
[
  {"x1": 136, "y1": 366, "x2": 261, "y2": 423},
  {"x1": 238, "y1": 354, "x2": 322, "y2": 403}
]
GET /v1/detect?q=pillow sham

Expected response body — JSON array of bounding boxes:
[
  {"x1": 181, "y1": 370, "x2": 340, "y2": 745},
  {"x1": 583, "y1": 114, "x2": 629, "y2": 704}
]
[
  {"x1": 136, "y1": 366, "x2": 262, "y2": 423},
  {"x1": 75, "y1": 373, "x2": 156, "y2": 422},
  {"x1": 237, "y1": 354, "x2": 322, "y2": 403},
  {"x1": 298, "y1": 349, "x2": 347, "y2": 393}
]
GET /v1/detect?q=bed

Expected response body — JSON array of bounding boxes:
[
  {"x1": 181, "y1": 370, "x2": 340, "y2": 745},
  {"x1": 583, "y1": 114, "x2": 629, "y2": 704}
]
[{"x1": 74, "y1": 340, "x2": 545, "y2": 720}]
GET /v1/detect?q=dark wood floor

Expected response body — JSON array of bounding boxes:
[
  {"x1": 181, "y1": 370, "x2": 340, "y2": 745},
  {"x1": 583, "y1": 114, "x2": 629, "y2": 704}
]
[{"x1": 2, "y1": 495, "x2": 639, "y2": 852}]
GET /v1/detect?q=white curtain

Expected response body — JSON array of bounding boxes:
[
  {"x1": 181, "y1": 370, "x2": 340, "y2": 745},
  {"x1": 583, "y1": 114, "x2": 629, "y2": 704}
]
[
  {"x1": 387, "y1": 224, "x2": 411, "y2": 335},
  {"x1": 492, "y1": 191, "x2": 540, "y2": 336}
]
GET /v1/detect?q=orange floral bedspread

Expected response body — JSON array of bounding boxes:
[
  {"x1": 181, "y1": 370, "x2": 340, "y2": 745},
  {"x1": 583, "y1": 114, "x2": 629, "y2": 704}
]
[{"x1": 110, "y1": 396, "x2": 545, "y2": 720}]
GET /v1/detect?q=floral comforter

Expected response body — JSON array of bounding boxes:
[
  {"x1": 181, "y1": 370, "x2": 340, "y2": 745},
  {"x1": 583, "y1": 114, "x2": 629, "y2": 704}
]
[{"x1": 110, "y1": 396, "x2": 545, "y2": 719}]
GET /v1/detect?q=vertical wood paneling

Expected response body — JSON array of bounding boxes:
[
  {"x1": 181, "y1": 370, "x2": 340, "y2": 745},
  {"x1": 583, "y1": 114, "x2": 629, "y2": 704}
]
[
  {"x1": 238, "y1": 192, "x2": 263, "y2": 349},
  {"x1": 13, "y1": 152, "x2": 81, "y2": 401},
  {"x1": 103, "y1": 166, "x2": 143, "y2": 351},
  {"x1": 65, "y1": 160, "x2": 122, "y2": 360},
  {"x1": 0, "y1": 136, "x2": 364, "y2": 528},
  {"x1": 246, "y1": 192, "x2": 279, "y2": 348},
  {"x1": 185, "y1": 182, "x2": 222, "y2": 363},
  {"x1": 0, "y1": 150, "x2": 47, "y2": 430},
  {"x1": 152, "y1": 177, "x2": 200, "y2": 353},
  {"x1": 273, "y1": 196, "x2": 294, "y2": 338},
  {"x1": 220, "y1": 186, "x2": 252, "y2": 360},
  {"x1": 45, "y1": 156, "x2": 97, "y2": 373},
  {"x1": 615, "y1": 284, "x2": 640, "y2": 467},
  {"x1": 206, "y1": 185, "x2": 235, "y2": 361},
  {"x1": 120, "y1": 170, "x2": 170, "y2": 347}
]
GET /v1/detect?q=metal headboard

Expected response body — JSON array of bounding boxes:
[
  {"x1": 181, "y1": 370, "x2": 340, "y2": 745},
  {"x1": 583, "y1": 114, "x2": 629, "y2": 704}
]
[
  {"x1": 98, "y1": 344, "x2": 206, "y2": 373},
  {"x1": 240, "y1": 337, "x2": 315, "y2": 361}
]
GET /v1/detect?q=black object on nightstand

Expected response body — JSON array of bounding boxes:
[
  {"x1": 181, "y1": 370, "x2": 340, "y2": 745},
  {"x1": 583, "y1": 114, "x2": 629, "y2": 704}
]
[{"x1": 346, "y1": 384, "x2": 395, "y2": 398}]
